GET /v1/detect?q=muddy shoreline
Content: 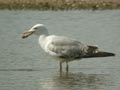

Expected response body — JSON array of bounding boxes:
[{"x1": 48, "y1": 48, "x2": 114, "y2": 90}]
[{"x1": 0, "y1": 0, "x2": 120, "y2": 10}]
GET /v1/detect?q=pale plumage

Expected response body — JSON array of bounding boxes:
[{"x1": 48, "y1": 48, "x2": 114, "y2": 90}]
[{"x1": 44, "y1": 35, "x2": 88, "y2": 59}]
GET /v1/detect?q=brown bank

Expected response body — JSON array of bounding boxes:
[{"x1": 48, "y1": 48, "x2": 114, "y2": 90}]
[{"x1": 0, "y1": 0, "x2": 120, "y2": 10}]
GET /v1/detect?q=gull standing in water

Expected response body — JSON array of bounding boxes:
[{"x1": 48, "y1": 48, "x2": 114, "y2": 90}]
[{"x1": 22, "y1": 24, "x2": 115, "y2": 72}]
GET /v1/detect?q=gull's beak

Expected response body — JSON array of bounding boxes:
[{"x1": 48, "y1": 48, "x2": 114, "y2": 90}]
[{"x1": 22, "y1": 30, "x2": 35, "y2": 39}]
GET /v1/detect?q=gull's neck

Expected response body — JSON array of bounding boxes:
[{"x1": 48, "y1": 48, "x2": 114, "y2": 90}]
[
  {"x1": 38, "y1": 34, "x2": 49, "y2": 50},
  {"x1": 36, "y1": 27, "x2": 49, "y2": 50}
]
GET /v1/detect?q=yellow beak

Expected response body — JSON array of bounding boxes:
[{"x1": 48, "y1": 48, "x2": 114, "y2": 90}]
[{"x1": 22, "y1": 30, "x2": 35, "y2": 39}]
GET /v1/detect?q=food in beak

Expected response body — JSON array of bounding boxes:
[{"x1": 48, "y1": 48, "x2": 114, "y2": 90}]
[{"x1": 22, "y1": 31, "x2": 35, "y2": 39}]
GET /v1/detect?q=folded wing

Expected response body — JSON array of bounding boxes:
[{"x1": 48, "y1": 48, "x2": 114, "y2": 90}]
[{"x1": 46, "y1": 36, "x2": 88, "y2": 59}]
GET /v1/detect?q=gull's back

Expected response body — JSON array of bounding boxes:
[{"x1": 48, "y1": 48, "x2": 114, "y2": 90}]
[{"x1": 45, "y1": 35, "x2": 88, "y2": 60}]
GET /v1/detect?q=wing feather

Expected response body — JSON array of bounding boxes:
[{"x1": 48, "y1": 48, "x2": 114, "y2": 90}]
[{"x1": 46, "y1": 35, "x2": 88, "y2": 59}]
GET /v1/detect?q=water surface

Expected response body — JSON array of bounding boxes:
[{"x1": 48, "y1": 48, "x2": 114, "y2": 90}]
[{"x1": 0, "y1": 10, "x2": 120, "y2": 90}]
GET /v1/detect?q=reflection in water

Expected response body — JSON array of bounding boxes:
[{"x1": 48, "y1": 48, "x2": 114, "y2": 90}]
[{"x1": 40, "y1": 72, "x2": 110, "y2": 90}]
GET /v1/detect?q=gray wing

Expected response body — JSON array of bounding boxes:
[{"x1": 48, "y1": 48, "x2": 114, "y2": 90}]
[{"x1": 47, "y1": 36, "x2": 88, "y2": 59}]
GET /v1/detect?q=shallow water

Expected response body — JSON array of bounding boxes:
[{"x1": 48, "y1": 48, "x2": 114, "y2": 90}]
[{"x1": 0, "y1": 10, "x2": 120, "y2": 90}]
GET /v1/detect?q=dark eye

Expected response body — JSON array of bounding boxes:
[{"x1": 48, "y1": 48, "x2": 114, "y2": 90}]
[{"x1": 34, "y1": 27, "x2": 37, "y2": 29}]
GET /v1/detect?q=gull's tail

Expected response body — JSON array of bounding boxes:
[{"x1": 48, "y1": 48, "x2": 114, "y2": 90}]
[{"x1": 83, "y1": 45, "x2": 115, "y2": 58}]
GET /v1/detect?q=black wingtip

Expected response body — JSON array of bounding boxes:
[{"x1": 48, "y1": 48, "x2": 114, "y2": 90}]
[
  {"x1": 83, "y1": 51, "x2": 115, "y2": 58},
  {"x1": 97, "y1": 51, "x2": 115, "y2": 57},
  {"x1": 109, "y1": 53, "x2": 115, "y2": 56}
]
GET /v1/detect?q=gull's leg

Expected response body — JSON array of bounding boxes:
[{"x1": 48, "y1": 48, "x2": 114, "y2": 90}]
[
  {"x1": 66, "y1": 62, "x2": 69, "y2": 73},
  {"x1": 59, "y1": 61, "x2": 62, "y2": 72}
]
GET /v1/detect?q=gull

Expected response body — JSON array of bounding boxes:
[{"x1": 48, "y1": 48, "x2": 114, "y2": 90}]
[{"x1": 22, "y1": 24, "x2": 115, "y2": 72}]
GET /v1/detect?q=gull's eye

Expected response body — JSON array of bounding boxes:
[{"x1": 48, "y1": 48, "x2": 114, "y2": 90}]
[{"x1": 34, "y1": 27, "x2": 37, "y2": 29}]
